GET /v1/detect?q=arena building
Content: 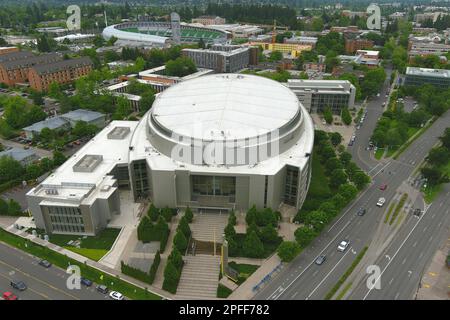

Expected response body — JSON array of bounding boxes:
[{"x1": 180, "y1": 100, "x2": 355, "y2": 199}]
[
  {"x1": 27, "y1": 74, "x2": 314, "y2": 235},
  {"x1": 102, "y1": 21, "x2": 228, "y2": 47}
]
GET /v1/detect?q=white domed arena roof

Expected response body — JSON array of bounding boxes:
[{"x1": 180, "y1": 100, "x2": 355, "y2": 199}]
[{"x1": 150, "y1": 73, "x2": 302, "y2": 142}]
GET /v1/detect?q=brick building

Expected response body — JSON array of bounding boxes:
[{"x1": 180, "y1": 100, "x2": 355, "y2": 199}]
[
  {"x1": 28, "y1": 57, "x2": 93, "y2": 92},
  {"x1": 0, "y1": 52, "x2": 61, "y2": 86},
  {"x1": 0, "y1": 47, "x2": 19, "y2": 56},
  {"x1": 345, "y1": 38, "x2": 374, "y2": 54}
]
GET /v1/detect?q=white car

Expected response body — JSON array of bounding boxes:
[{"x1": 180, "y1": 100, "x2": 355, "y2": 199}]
[
  {"x1": 376, "y1": 197, "x2": 386, "y2": 207},
  {"x1": 109, "y1": 291, "x2": 124, "y2": 300},
  {"x1": 337, "y1": 240, "x2": 350, "y2": 252}
]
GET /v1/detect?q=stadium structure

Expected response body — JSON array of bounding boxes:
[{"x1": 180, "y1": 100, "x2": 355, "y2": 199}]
[
  {"x1": 102, "y1": 20, "x2": 229, "y2": 47},
  {"x1": 27, "y1": 74, "x2": 314, "y2": 235}
]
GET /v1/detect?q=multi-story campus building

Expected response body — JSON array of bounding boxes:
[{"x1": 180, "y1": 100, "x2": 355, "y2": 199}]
[
  {"x1": 0, "y1": 52, "x2": 61, "y2": 86},
  {"x1": 286, "y1": 79, "x2": 356, "y2": 114},
  {"x1": 27, "y1": 74, "x2": 314, "y2": 235},
  {"x1": 404, "y1": 67, "x2": 450, "y2": 88},
  {"x1": 0, "y1": 46, "x2": 19, "y2": 56},
  {"x1": 28, "y1": 57, "x2": 93, "y2": 92},
  {"x1": 248, "y1": 41, "x2": 312, "y2": 58},
  {"x1": 192, "y1": 16, "x2": 226, "y2": 26},
  {"x1": 181, "y1": 45, "x2": 258, "y2": 73},
  {"x1": 344, "y1": 38, "x2": 374, "y2": 54}
]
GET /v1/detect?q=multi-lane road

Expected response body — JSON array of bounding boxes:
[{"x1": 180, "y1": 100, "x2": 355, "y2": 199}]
[
  {"x1": 0, "y1": 242, "x2": 106, "y2": 300},
  {"x1": 254, "y1": 76, "x2": 450, "y2": 300}
]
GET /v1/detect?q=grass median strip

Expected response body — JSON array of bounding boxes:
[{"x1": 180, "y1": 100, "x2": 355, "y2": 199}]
[
  {"x1": 389, "y1": 194, "x2": 407, "y2": 225},
  {"x1": 384, "y1": 202, "x2": 396, "y2": 224},
  {"x1": 392, "y1": 118, "x2": 435, "y2": 160},
  {"x1": 0, "y1": 228, "x2": 161, "y2": 300},
  {"x1": 324, "y1": 246, "x2": 368, "y2": 300}
]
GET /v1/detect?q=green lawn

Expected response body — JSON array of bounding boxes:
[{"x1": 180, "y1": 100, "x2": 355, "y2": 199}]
[
  {"x1": 49, "y1": 228, "x2": 120, "y2": 250},
  {"x1": 66, "y1": 247, "x2": 109, "y2": 261},
  {"x1": 308, "y1": 150, "x2": 331, "y2": 198},
  {"x1": 217, "y1": 284, "x2": 233, "y2": 298},
  {"x1": 374, "y1": 148, "x2": 385, "y2": 160},
  {"x1": 0, "y1": 228, "x2": 161, "y2": 300},
  {"x1": 228, "y1": 261, "x2": 259, "y2": 285},
  {"x1": 422, "y1": 184, "x2": 443, "y2": 204}
]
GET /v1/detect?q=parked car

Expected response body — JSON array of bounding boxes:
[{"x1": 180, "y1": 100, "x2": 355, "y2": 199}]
[
  {"x1": 376, "y1": 197, "x2": 386, "y2": 207},
  {"x1": 337, "y1": 240, "x2": 350, "y2": 252},
  {"x1": 314, "y1": 255, "x2": 326, "y2": 265},
  {"x1": 2, "y1": 292, "x2": 18, "y2": 300},
  {"x1": 80, "y1": 277, "x2": 93, "y2": 287},
  {"x1": 357, "y1": 208, "x2": 366, "y2": 216},
  {"x1": 109, "y1": 291, "x2": 124, "y2": 300},
  {"x1": 38, "y1": 259, "x2": 52, "y2": 268},
  {"x1": 10, "y1": 280, "x2": 27, "y2": 291},
  {"x1": 96, "y1": 285, "x2": 108, "y2": 294}
]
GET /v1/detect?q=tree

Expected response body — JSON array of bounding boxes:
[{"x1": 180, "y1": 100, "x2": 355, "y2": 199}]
[
  {"x1": 277, "y1": 241, "x2": 301, "y2": 262},
  {"x1": 178, "y1": 216, "x2": 191, "y2": 239},
  {"x1": 325, "y1": 157, "x2": 343, "y2": 174},
  {"x1": 329, "y1": 132, "x2": 342, "y2": 147},
  {"x1": 168, "y1": 248, "x2": 183, "y2": 270},
  {"x1": 352, "y1": 171, "x2": 371, "y2": 190},
  {"x1": 338, "y1": 184, "x2": 358, "y2": 202},
  {"x1": 330, "y1": 169, "x2": 348, "y2": 189},
  {"x1": 228, "y1": 210, "x2": 236, "y2": 226},
  {"x1": 165, "y1": 57, "x2": 197, "y2": 77},
  {"x1": 8, "y1": 199, "x2": 22, "y2": 216},
  {"x1": 245, "y1": 205, "x2": 258, "y2": 226},
  {"x1": 184, "y1": 207, "x2": 193, "y2": 223},
  {"x1": 259, "y1": 225, "x2": 279, "y2": 244},
  {"x1": 294, "y1": 226, "x2": 317, "y2": 247},
  {"x1": 268, "y1": 50, "x2": 283, "y2": 62},
  {"x1": 0, "y1": 156, "x2": 24, "y2": 184},
  {"x1": 173, "y1": 230, "x2": 188, "y2": 253},
  {"x1": 339, "y1": 151, "x2": 352, "y2": 166},
  {"x1": 304, "y1": 210, "x2": 328, "y2": 231},
  {"x1": 112, "y1": 96, "x2": 132, "y2": 120},
  {"x1": 52, "y1": 151, "x2": 66, "y2": 166},
  {"x1": 243, "y1": 230, "x2": 264, "y2": 258},
  {"x1": 0, "y1": 198, "x2": 9, "y2": 215},
  {"x1": 323, "y1": 106, "x2": 333, "y2": 124},
  {"x1": 224, "y1": 223, "x2": 236, "y2": 239},
  {"x1": 421, "y1": 167, "x2": 442, "y2": 185},
  {"x1": 427, "y1": 146, "x2": 450, "y2": 167},
  {"x1": 162, "y1": 260, "x2": 180, "y2": 294},
  {"x1": 341, "y1": 108, "x2": 352, "y2": 125},
  {"x1": 147, "y1": 204, "x2": 159, "y2": 221},
  {"x1": 439, "y1": 128, "x2": 450, "y2": 150}
]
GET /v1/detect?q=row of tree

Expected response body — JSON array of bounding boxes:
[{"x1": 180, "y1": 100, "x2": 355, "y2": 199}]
[{"x1": 421, "y1": 128, "x2": 450, "y2": 186}]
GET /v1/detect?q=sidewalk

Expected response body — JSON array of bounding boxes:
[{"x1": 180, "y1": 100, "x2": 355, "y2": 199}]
[
  {"x1": 1, "y1": 224, "x2": 174, "y2": 300},
  {"x1": 228, "y1": 254, "x2": 282, "y2": 300}
]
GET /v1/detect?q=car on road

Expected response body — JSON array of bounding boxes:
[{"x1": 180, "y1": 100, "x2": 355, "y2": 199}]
[
  {"x1": 348, "y1": 140, "x2": 354, "y2": 146},
  {"x1": 10, "y1": 280, "x2": 27, "y2": 291},
  {"x1": 413, "y1": 208, "x2": 422, "y2": 216},
  {"x1": 379, "y1": 184, "x2": 387, "y2": 191},
  {"x1": 314, "y1": 255, "x2": 326, "y2": 265},
  {"x1": 337, "y1": 240, "x2": 350, "y2": 252},
  {"x1": 80, "y1": 277, "x2": 93, "y2": 287},
  {"x1": 2, "y1": 292, "x2": 18, "y2": 300},
  {"x1": 376, "y1": 197, "x2": 386, "y2": 207},
  {"x1": 96, "y1": 284, "x2": 108, "y2": 294},
  {"x1": 109, "y1": 291, "x2": 124, "y2": 300},
  {"x1": 38, "y1": 259, "x2": 52, "y2": 268},
  {"x1": 357, "y1": 208, "x2": 366, "y2": 216}
]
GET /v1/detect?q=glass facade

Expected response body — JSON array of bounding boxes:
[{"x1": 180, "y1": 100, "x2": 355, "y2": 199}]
[
  {"x1": 132, "y1": 160, "x2": 149, "y2": 199},
  {"x1": 46, "y1": 206, "x2": 85, "y2": 233},
  {"x1": 312, "y1": 93, "x2": 350, "y2": 114},
  {"x1": 191, "y1": 175, "x2": 236, "y2": 198},
  {"x1": 284, "y1": 165, "x2": 299, "y2": 206}
]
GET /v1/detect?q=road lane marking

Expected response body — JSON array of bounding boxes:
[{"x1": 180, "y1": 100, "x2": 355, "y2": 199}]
[
  {"x1": 0, "y1": 270, "x2": 50, "y2": 300},
  {"x1": 271, "y1": 220, "x2": 353, "y2": 300},
  {"x1": 363, "y1": 203, "x2": 432, "y2": 300},
  {"x1": 305, "y1": 247, "x2": 353, "y2": 300},
  {"x1": 0, "y1": 258, "x2": 80, "y2": 300}
]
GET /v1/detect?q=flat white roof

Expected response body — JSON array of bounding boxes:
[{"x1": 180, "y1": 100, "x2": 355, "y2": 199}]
[
  {"x1": 151, "y1": 74, "x2": 301, "y2": 141},
  {"x1": 29, "y1": 121, "x2": 138, "y2": 202},
  {"x1": 406, "y1": 66, "x2": 450, "y2": 77}
]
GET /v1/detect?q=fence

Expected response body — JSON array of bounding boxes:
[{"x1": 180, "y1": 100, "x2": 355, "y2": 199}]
[{"x1": 252, "y1": 262, "x2": 283, "y2": 292}]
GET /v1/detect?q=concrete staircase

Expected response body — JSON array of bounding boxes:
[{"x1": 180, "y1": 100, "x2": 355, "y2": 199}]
[
  {"x1": 176, "y1": 254, "x2": 220, "y2": 300},
  {"x1": 190, "y1": 213, "x2": 228, "y2": 243}
]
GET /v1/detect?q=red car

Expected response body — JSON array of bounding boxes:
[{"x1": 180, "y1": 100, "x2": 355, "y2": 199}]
[
  {"x1": 379, "y1": 184, "x2": 387, "y2": 191},
  {"x1": 2, "y1": 292, "x2": 18, "y2": 300}
]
